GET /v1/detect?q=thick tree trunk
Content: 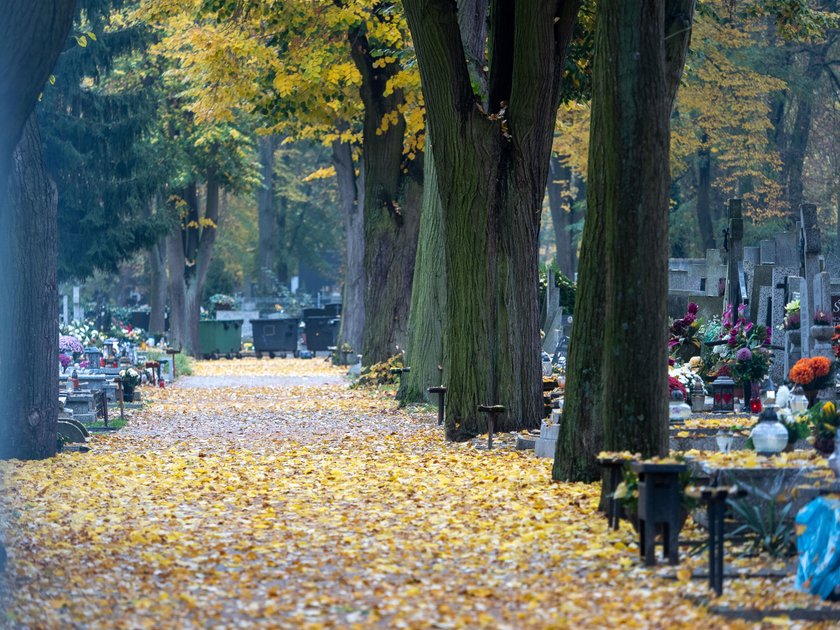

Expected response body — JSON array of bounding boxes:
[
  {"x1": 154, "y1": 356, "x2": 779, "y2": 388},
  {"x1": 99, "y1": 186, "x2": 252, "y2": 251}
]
[
  {"x1": 349, "y1": 27, "x2": 422, "y2": 366},
  {"x1": 696, "y1": 139, "x2": 715, "y2": 251},
  {"x1": 554, "y1": 0, "x2": 695, "y2": 480},
  {"x1": 405, "y1": 0, "x2": 579, "y2": 437},
  {"x1": 148, "y1": 237, "x2": 167, "y2": 335},
  {"x1": 256, "y1": 135, "x2": 278, "y2": 295},
  {"x1": 166, "y1": 228, "x2": 186, "y2": 350},
  {"x1": 0, "y1": 116, "x2": 58, "y2": 460},
  {"x1": 600, "y1": 0, "x2": 672, "y2": 457},
  {"x1": 333, "y1": 139, "x2": 365, "y2": 356},
  {"x1": 402, "y1": 137, "x2": 446, "y2": 404},
  {"x1": 0, "y1": 1, "x2": 75, "y2": 182},
  {"x1": 548, "y1": 156, "x2": 573, "y2": 276}
]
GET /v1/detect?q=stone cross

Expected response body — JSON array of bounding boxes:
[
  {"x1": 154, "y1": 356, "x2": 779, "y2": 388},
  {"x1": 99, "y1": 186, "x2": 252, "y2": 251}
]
[
  {"x1": 799, "y1": 203, "x2": 821, "y2": 357},
  {"x1": 724, "y1": 199, "x2": 745, "y2": 311}
]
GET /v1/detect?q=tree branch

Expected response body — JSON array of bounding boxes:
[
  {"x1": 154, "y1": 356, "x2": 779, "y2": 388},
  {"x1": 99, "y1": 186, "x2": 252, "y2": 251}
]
[
  {"x1": 403, "y1": 0, "x2": 476, "y2": 135},
  {"x1": 664, "y1": 0, "x2": 696, "y2": 109}
]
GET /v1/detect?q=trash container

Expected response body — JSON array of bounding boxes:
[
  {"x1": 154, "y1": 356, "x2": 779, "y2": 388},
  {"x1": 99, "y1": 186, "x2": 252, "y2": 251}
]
[
  {"x1": 303, "y1": 317, "x2": 339, "y2": 352},
  {"x1": 251, "y1": 318, "x2": 300, "y2": 358},
  {"x1": 198, "y1": 320, "x2": 242, "y2": 359}
]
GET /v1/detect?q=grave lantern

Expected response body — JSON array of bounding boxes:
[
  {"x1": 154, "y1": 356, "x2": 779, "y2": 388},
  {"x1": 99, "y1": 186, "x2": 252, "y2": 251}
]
[
  {"x1": 84, "y1": 347, "x2": 102, "y2": 369},
  {"x1": 750, "y1": 406, "x2": 788, "y2": 455},
  {"x1": 712, "y1": 376, "x2": 735, "y2": 412}
]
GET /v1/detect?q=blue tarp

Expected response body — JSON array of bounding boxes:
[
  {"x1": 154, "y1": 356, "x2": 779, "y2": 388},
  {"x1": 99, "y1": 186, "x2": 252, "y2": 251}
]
[{"x1": 796, "y1": 497, "x2": 840, "y2": 600}]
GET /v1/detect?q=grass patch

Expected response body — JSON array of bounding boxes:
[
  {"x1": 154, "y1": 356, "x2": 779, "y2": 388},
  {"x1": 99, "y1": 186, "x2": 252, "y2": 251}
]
[
  {"x1": 86, "y1": 418, "x2": 127, "y2": 430},
  {"x1": 146, "y1": 350, "x2": 194, "y2": 377}
]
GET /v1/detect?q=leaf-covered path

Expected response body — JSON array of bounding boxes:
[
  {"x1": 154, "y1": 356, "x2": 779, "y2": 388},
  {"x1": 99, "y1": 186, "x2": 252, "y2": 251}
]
[{"x1": 0, "y1": 359, "x2": 833, "y2": 628}]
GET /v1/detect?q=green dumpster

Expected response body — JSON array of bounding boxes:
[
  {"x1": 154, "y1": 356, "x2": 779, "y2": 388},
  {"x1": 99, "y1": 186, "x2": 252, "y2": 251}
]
[{"x1": 198, "y1": 320, "x2": 242, "y2": 359}]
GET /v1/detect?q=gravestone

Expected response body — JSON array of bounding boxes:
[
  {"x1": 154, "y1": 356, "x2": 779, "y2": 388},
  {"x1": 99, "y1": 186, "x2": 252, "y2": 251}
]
[
  {"x1": 800, "y1": 204, "x2": 821, "y2": 357},
  {"x1": 724, "y1": 199, "x2": 745, "y2": 310},
  {"x1": 774, "y1": 231, "x2": 800, "y2": 267},
  {"x1": 744, "y1": 246, "x2": 760, "y2": 265},
  {"x1": 704, "y1": 249, "x2": 727, "y2": 297},
  {"x1": 759, "y1": 239, "x2": 776, "y2": 264},
  {"x1": 534, "y1": 416, "x2": 560, "y2": 458}
]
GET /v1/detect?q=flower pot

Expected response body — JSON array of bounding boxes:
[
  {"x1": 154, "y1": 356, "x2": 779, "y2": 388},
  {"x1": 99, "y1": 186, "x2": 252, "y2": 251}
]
[
  {"x1": 122, "y1": 384, "x2": 135, "y2": 403},
  {"x1": 805, "y1": 388, "x2": 819, "y2": 408},
  {"x1": 811, "y1": 325, "x2": 835, "y2": 343},
  {"x1": 814, "y1": 435, "x2": 835, "y2": 456},
  {"x1": 787, "y1": 329, "x2": 802, "y2": 346}
]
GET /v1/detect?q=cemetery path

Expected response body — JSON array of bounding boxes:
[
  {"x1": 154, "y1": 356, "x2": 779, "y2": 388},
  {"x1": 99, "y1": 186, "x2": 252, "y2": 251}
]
[{"x1": 1, "y1": 359, "x2": 837, "y2": 628}]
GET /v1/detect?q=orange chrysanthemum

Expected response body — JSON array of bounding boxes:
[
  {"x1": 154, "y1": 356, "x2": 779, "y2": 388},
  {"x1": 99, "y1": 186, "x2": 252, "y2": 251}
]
[
  {"x1": 789, "y1": 360, "x2": 816, "y2": 385},
  {"x1": 810, "y1": 356, "x2": 832, "y2": 378}
]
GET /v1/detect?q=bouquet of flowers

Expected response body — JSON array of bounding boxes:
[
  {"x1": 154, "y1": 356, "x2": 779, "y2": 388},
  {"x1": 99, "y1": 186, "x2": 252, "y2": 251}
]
[
  {"x1": 814, "y1": 310, "x2": 832, "y2": 326},
  {"x1": 709, "y1": 304, "x2": 772, "y2": 383},
  {"x1": 58, "y1": 335, "x2": 84, "y2": 356},
  {"x1": 788, "y1": 356, "x2": 835, "y2": 390},
  {"x1": 782, "y1": 300, "x2": 800, "y2": 331},
  {"x1": 118, "y1": 367, "x2": 141, "y2": 387},
  {"x1": 669, "y1": 303, "x2": 702, "y2": 362}
]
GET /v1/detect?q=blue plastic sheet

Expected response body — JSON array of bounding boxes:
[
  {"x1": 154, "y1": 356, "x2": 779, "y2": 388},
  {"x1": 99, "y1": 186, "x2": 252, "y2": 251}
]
[{"x1": 796, "y1": 496, "x2": 840, "y2": 600}]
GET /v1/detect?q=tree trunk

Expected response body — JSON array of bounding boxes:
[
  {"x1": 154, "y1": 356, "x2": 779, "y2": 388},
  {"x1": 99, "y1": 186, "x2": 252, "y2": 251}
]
[
  {"x1": 404, "y1": 0, "x2": 580, "y2": 438},
  {"x1": 696, "y1": 136, "x2": 715, "y2": 251},
  {"x1": 333, "y1": 139, "x2": 365, "y2": 356},
  {"x1": 600, "y1": 0, "x2": 672, "y2": 458},
  {"x1": 401, "y1": 137, "x2": 446, "y2": 404},
  {"x1": 166, "y1": 227, "x2": 187, "y2": 350},
  {"x1": 548, "y1": 156, "x2": 573, "y2": 276},
  {"x1": 149, "y1": 237, "x2": 167, "y2": 335},
  {"x1": 554, "y1": 0, "x2": 695, "y2": 480},
  {"x1": 0, "y1": 115, "x2": 58, "y2": 460},
  {"x1": 348, "y1": 26, "x2": 422, "y2": 366},
  {"x1": 256, "y1": 134, "x2": 278, "y2": 295},
  {"x1": 0, "y1": 1, "x2": 75, "y2": 183}
]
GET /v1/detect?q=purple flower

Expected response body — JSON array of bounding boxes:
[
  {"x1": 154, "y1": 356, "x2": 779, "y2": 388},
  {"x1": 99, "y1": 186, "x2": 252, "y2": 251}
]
[
  {"x1": 736, "y1": 347, "x2": 753, "y2": 361},
  {"x1": 688, "y1": 303, "x2": 698, "y2": 315},
  {"x1": 58, "y1": 335, "x2": 84, "y2": 355},
  {"x1": 59, "y1": 354, "x2": 72, "y2": 368}
]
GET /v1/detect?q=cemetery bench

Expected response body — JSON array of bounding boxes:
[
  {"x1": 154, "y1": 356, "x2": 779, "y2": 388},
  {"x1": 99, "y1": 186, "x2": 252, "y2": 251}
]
[
  {"x1": 686, "y1": 485, "x2": 747, "y2": 596},
  {"x1": 631, "y1": 461, "x2": 687, "y2": 566},
  {"x1": 597, "y1": 455, "x2": 634, "y2": 531},
  {"x1": 427, "y1": 386, "x2": 446, "y2": 426}
]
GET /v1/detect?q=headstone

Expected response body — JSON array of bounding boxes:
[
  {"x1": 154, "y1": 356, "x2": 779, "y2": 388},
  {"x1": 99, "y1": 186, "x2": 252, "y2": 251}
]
[
  {"x1": 749, "y1": 265, "x2": 774, "y2": 325},
  {"x1": 62, "y1": 294, "x2": 69, "y2": 325},
  {"x1": 72, "y1": 286, "x2": 83, "y2": 322},
  {"x1": 744, "y1": 246, "x2": 760, "y2": 265},
  {"x1": 704, "y1": 249, "x2": 727, "y2": 297},
  {"x1": 759, "y1": 240, "x2": 775, "y2": 264},
  {"x1": 774, "y1": 231, "x2": 800, "y2": 268},
  {"x1": 534, "y1": 417, "x2": 560, "y2": 458},
  {"x1": 800, "y1": 203, "x2": 821, "y2": 357},
  {"x1": 724, "y1": 199, "x2": 745, "y2": 309}
]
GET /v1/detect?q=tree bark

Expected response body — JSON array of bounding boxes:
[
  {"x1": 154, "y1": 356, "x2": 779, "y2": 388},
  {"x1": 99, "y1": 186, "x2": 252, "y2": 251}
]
[
  {"x1": 0, "y1": 1, "x2": 75, "y2": 182},
  {"x1": 696, "y1": 135, "x2": 715, "y2": 251},
  {"x1": 554, "y1": 0, "x2": 695, "y2": 480},
  {"x1": 256, "y1": 134, "x2": 278, "y2": 295},
  {"x1": 148, "y1": 236, "x2": 167, "y2": 335},
  {"x1": 0, "y1": 115, "x2": 58, "y2": 460},
  {"x1": 333, "y1": 139, "x2": 365, "y2": 356},
  {"x1": 348, "y1": 25, "x2": 422, "y2": 366},
  {"x1": 401, "y1": 137, "x2": 446, "y2": 404},
  {"x1": 404, "y1": 0, "x2": 579, "y2": 438}
]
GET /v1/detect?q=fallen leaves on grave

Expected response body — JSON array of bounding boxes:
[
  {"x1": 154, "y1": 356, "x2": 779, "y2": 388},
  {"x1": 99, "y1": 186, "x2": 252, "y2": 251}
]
[{"x1": 1, "y1": 360, "x2": 839, "y2": 628}]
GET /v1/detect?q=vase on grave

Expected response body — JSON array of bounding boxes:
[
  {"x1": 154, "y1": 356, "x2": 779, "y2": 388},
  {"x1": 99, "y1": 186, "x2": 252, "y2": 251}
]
[
  {"x1": 811, "y1": 325, "x2": 834, "y2": 343},
  {"x1": 122, "y1": 384, "x2": 135, "y2": 403},
  {"x1": 787, "y1": 329, "x2": 801, "y2": 346}
]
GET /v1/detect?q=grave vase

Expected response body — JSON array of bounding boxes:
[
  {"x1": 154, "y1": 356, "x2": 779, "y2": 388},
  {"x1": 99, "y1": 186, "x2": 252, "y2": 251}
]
[{"x1": 122, "y1": 384, "x2": 135, "y2": 403}]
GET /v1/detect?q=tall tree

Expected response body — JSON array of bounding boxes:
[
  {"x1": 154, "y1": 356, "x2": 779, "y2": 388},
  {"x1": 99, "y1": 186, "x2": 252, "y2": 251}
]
[
  {"x1": 554, "y1": 0, "x2": 694, "y2": 480},
  {"x1": 0, "y1": 117, "x2": 60, "y2": 459},
  {"x1": 256, "y1": 134, "x2": 279, "y2": 295},
  {"x1": 333, "y1": 138, "x2": 366, "y2": 356},
  {"x1": 403, "y1": 0, "x2": 580, "y2": 438},
  {"x1": 0, "y1": 2, "x2": 75, "y2": 461},
  {"x1": 0, "y1": 1, "x2": 76, "y2": 182},
  {"x1": 40, "y1": 2, "x2": 165, "y2": 282}
]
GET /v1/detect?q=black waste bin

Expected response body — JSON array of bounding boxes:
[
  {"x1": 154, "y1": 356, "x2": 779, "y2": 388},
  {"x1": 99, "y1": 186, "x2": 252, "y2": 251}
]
[
  {"x1": 251, "y1": 318, "x2": 300, "y2": 358},
  {"x1": 304, "y1": 317, "x2": 339, "y2": 352}
]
